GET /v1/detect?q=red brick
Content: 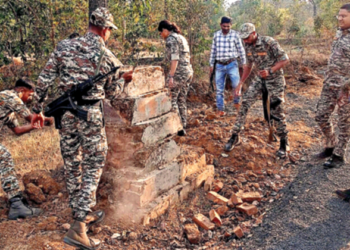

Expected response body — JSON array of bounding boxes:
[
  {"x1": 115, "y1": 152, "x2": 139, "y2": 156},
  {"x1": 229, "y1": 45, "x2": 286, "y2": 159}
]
[
  {"x1": 228, "y1": 199, "x2": 235, "y2": 208},
  {"x1": 241, "y1": 192, "x2": 262, "y2": 202},
  {"x1": 233, "y1": 226, "x2": 244, "y2": 238},
  {"x1": 204, "y1": 176, "x2": 213, "y2": 192},
  {"x1": 229, "y1": 193, "x2": 243, "y2": 206},
  {"x1": 212, "y1": 180, "x2": 224, "y2": 192},
  {"x1": 192, "y1": 214, "x2": 215, "y2": 230},
  {"x1": 216, "y1": 205, "x2": 229, "y2": 216},
  {"x1": 237, "y1": 203, "x2": 258, "y2": 216},
  {"x1": 184, "y1": 223, "x2": 200, "y2": 244},
  {"x1": 209, "y1": 209, "x2": 222, "y2": 227},
  {"x1": 207, "y1": 191, "x2": 229, "y2": 205}
]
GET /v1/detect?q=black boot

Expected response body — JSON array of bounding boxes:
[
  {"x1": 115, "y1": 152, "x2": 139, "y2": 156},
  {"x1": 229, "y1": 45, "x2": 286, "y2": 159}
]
[
  {"x1": 324, "y1": 154, "x2": 344, "y2": 169},
  {"x1": 315, "y1": 147, "x2": 334, "y2": 159},
  {"x1": 224, "y1": 133, "x2": 241, "y2": 152},
  {"x1": 177, "y1": 129, "x2": 186, "y2": 136},
  {"x1": 8, "y1": 196, "x2": 43, "y2": 220},
  {"x1": 335, "y1": 189, "x2": 350, "y2": 202},
  {"x1": 276, "y1": 137, "x2": 290, "y2": 158}
]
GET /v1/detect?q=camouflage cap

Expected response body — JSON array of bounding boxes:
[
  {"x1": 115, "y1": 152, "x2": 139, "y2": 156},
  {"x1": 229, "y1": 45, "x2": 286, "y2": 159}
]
[
  {"x1": 90, "y1": 7, "x2": 118, "y2": 30},
  {"x1": 240, "y1": 23, "x2": 255, "y2": 39}
]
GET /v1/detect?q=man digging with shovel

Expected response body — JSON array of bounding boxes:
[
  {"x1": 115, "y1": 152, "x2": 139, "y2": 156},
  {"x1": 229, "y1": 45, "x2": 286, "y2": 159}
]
[{"x1": 224, "y1": 23, "x2": 290, "y2": 158}]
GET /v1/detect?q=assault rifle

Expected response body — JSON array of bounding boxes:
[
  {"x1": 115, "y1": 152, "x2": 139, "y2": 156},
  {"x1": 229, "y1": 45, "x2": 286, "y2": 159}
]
[
  {"x1": 44, "y1": 66, "x2": 121, "y2": 129},
  {"x1": 208, "y1": 60, "x2": 217, "y2": 93},
  {"x1": 261, "y1": 78, "x2": 281, "y2": 142}
]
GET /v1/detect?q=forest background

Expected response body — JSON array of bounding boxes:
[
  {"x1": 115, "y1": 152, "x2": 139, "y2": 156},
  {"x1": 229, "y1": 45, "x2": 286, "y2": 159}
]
[{"x1": 0, "y1": 0, "x2": 348, "y2": 92}]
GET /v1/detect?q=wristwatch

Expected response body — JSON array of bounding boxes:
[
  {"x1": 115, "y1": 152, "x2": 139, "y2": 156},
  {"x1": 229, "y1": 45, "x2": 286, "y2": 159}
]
[
  {"x1": 168, "y1": 75, "x2": 174, "y2": 78},
  {"x1": 268, "y1": 68, "x2": 274, "y2": 75}
]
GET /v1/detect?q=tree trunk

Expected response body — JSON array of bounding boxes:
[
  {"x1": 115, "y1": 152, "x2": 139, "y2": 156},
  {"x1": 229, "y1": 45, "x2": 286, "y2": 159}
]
[
  {"x1": 164, "y1": 0, "x2": 168, "y2": 20},
  {"x1": 313, "y1": 4, "x2": 317, "y2": 17},
  {"x1": 89, "y1": 0, "x2": 108, "y2": 18},
  {"x1": 309, "y1": 0, "x2": 317, "y2": 17}
]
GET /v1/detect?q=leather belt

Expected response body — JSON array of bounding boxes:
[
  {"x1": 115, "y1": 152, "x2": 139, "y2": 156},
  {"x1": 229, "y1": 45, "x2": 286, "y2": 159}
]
[{"x1": 217, "y1": 58, "x2": 236, "y2": 65}]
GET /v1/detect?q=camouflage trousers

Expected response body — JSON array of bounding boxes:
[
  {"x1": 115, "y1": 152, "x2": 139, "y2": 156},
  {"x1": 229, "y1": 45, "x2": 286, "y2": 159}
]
[
  {"x1": 233, "y1": 75, "x2": 288, "y2": 139},
  {"x1": 59, "y1": 105, "x2": 107, "y2": 221},
  {"x1": 0, "y1": 144, "x2": 21, "y2": 199},
  {"x1": 170, "y1": 74, "x2": 193, "y2": 128},
  {"x1": 315, "y1": 76, "x2": 350, "y2": 158}
]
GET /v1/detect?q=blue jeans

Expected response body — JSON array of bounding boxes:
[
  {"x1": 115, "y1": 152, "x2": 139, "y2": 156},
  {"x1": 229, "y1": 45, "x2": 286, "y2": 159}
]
[{"x1": 215, "y1": 60, "x2": 240, "y2": 111}]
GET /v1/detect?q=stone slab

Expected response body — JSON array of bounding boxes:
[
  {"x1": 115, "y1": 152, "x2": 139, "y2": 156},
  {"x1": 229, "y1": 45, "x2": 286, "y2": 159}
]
[
  {"x1": 122, "y1": 161, "x2": 182, "y2": 207},
  {"x1": 110, "y1": 90, "x2": 172, "y2": 126},
  {"x1": 179, "y1": 145, "x2": 206, "y2": 183},
  {"x1": 141, "y1": 112, "x2": 183, "y2": 146},
  {"x1": 134, "y1": 139, "x2": 181, "y2": 173},
  {"x1": 132, "y1": 91, "x2": 172, "y2": 124},
  {"x1": 123, "y1": 66, "x2": 165, "y2": 98}
]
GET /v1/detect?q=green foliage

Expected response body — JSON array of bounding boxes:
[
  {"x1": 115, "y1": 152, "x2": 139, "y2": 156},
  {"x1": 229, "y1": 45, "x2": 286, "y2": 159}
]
[
  {"x1": 1, "y1": 0, "x2": 347, "y2": 88},
  {"x1": 0, "y1": 0, "x2": 87, "y2": 87}
]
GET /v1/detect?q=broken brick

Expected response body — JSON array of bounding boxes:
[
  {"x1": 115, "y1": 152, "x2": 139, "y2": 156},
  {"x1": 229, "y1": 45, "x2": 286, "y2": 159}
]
[
  {"x1": 233, "y1": 226, "x2": 244, "y2": 238},
  {"x1": 216, "y1": 205, "x2": 229, "y2": 216},
  {"x1": 237, "y1": 177, "x2": 247, "y2": 183},
  {"x1": 229, "y1": 193, "x2": 243, "y2": 206},
  {"x1": 207, "y1": 191, "x2": 229, "y2": 205},
  {"x1": 228, "y1": 199, "x2": 235, "y2": 208},
  {"x1": 209, "y1": 209, "x2": 222, "y2": 227},
  {"x1": 241, "y1": 192, "x2": 262, "y2": 202},
  {"x1": 192, "y1": 214, "x2": 215, "y2": 230},
  {"x1": 237, "y1": 203, "x2": 258, "y2": 216},
  {"x1": 204, "y1": 176, "x2": 213, "y2": 192},
  {"x1": 212, "y1": 180, "x2": 224, "y2": 192},
  {"x1": 184, "y1": 223, "x2": 201, "y2": 244}
]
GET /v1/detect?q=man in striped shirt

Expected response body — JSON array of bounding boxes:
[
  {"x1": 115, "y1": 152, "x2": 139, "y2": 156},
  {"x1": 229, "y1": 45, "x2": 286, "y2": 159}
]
[{"x1": 209, "y1": 16, "x2": 247, "y2": 116}]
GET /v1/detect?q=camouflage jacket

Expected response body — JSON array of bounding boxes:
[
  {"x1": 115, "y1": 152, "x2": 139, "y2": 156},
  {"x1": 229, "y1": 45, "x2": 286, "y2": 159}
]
[
  {"x1": 245, "y1": 35, "x2": 289, "y2": 80},
  {"x1": 0, "y1": 90, "x2": 30, "y2": 129},
  {"x1": 327, "y1": 28, "x2": 350, "y2": 86},
  {"x1": 34, "y1": 32, "x2": 124, "y2": 112},
  {"x1": 165, "y1": 32, "x2": 193, "y2": 82}
]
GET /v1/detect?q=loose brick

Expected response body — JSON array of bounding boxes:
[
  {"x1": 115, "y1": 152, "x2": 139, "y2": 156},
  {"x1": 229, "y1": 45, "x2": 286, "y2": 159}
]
[
  {"x1": 207, "y1": 191, "x2": 229, "y2": 205},
  {"x1": 184, "y1": 223, "x2": 201, "y2": 244},
  {"x1": 209, "y1": 209, "x2": 222, "y2": 227},
  {"x1": 241, "y1": 192, "x2": 262, "y2": 202},
  {"x1": 212, "y1": 180, "x2": 224, "y2": 192},
  {"x1": 227, "y1": 199, "x2": 235, "y2": 208},
  {"x1": 229, "y1": 193, "x2": 243, "y2": 206},
  {"x1": 204, "y1": 176, "x2": 213, "y2": 192},
  {"x1": 216, "y1": 205, "x2": 229, "y2": 216},
  {"x1": 192, "y1": 214, "x2": 215, "y2": 230},
  {"x1": 233, "y1": 226, "x2": 244, "y2": 238},
  {"x1": 237, "y1": 203, "x2": 258, "y2": 216}
]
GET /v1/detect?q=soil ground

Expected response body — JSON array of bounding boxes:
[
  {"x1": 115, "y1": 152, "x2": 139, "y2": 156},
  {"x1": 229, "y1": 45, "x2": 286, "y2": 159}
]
[{"x1": 1, "y1": 48, "x2": 350, "y2": 249}]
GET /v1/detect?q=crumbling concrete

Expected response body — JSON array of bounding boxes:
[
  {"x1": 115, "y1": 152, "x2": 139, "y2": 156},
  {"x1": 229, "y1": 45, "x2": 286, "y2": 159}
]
[{"x1": 103, "y1": 66, "x2": 214, "y2": 225}]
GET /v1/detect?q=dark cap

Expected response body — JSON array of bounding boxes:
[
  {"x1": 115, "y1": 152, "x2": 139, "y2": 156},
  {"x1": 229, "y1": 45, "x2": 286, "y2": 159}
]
[
  {"x1": 15, "y1": 78, "x2": 34, "y2": 90},
  {"x1": 221, "y1": 16, "x2": 232, "y2": 24}
]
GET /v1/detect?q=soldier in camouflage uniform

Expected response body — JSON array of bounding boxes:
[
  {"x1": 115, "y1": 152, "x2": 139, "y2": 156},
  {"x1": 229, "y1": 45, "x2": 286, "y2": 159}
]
[
  {"x1": 33, "y1": 8, "x2": 132, "y2": 250},
  {"x1": 224, "y1": 23, "x2": 290, "y2": 158},
  {"x1": 0, "y1": 79, "x2": 45, "y2": 220},
  {"x1": 158, "y1": 20, "x2": 193, "y2": 136},
  {"x1": 315, "y1": 4, "x2": 350, "y2": 171}
]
